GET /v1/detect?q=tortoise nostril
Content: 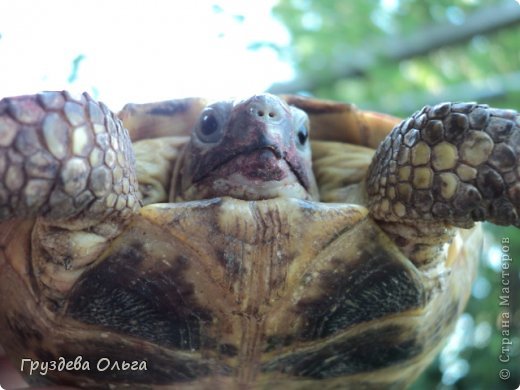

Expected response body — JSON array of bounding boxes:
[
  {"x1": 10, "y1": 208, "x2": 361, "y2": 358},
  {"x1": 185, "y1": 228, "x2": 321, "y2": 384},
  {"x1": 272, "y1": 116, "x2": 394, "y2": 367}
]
[
  {"x1": 247, "y1": 94, "x2": 284, "y2": 122},
  {"x1": 255, "y1": 109, "x2": 277, "y2": 118},
  {"x1": 256, "y1": 109, "x2": 277, "y2": 118}
]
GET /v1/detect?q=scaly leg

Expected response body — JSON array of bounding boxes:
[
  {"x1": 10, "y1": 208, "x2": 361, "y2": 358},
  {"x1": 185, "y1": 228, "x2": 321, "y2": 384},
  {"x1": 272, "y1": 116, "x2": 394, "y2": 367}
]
[
  {"x1": 366, "y1": 102, "x2": 519, "y2": 228},
  {"x1": 0, "y1": 91, "x2": 141, "y2": 299},
  {"x1": 0, "y1": 91, "x2": 140, "y2": 229}
]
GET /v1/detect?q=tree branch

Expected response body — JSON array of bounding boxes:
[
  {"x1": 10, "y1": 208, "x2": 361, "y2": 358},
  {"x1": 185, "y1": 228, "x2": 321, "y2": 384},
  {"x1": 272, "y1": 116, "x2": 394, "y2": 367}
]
[{"x1": 269, "y1": 1, "x2": 520, "y2": 94}]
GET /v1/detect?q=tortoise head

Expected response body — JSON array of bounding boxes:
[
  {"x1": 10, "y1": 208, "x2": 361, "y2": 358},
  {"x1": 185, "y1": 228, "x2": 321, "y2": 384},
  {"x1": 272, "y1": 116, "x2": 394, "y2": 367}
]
[{"x1": 172, "y1": 94, "x2": 319, "y2": 201}]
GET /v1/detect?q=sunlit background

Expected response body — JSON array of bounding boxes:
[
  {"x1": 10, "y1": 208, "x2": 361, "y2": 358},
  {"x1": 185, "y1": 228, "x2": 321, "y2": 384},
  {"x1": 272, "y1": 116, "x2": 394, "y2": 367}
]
[
  {"x1": 0, "y1": 0, "x2": 293, "y2": 107},
  {"x1": 1, "y1": 0, "x2": 519, "y2": 389}
]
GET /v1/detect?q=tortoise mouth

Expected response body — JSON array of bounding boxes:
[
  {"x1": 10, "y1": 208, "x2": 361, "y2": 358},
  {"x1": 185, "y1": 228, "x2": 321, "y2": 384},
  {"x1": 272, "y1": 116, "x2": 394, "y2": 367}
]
[
  {"x1": 194, "y1": 145, "x2": 308, "y2": 191},
  {"x1": 184, "y1": 145, "x2": 312, "y2": 201}
]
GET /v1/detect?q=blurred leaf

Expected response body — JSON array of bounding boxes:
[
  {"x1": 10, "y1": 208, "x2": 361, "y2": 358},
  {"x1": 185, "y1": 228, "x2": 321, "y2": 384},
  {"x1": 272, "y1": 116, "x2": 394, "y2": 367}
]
[{"x1": 68, "y1": 54, "x2": 85, "y2": 84}]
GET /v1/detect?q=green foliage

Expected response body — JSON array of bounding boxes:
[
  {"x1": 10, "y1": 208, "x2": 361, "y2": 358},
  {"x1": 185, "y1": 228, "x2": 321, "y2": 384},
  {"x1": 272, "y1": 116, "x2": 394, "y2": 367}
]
[
  {"x1": 272, "y1": 0, "x2": 520, "y2": 388},
  {"x1": 273, "y1": 0, "x2": 520, "y2": 115}
]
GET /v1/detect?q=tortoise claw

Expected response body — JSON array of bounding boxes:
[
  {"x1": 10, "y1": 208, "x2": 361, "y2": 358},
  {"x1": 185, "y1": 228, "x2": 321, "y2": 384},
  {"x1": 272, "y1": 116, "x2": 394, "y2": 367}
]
[{"x1": 366, "y1": 102, "x2": 520, "y2": 228}]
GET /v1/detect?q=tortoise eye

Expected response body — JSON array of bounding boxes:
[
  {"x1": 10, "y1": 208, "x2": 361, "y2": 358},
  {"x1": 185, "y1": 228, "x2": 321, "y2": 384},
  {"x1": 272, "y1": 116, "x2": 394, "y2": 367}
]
[
  {"x1": 197, "y1": 109, "x2": 222, "y2": 143},
  {"x1": 297, "y1": 124, "x2": 308, "y2": 146}
]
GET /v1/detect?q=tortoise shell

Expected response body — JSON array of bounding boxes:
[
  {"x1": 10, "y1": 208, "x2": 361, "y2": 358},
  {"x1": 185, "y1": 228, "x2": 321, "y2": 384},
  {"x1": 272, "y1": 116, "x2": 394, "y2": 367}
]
[{"x1": 0, "y1": 92, "x2": 518, "y2": 389}]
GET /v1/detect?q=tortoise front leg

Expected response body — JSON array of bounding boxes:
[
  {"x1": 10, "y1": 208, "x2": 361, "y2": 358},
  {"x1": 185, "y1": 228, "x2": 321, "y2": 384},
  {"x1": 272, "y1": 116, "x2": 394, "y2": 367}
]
[
  {"x1": 0, "y1": 91, "x2": 140, "y2": 228},
  {"x1": 1, "y1": 91, "x2": 142, "y2": 299},
  {"x1": 366, "y1": 102, "x2": 519, "y2": 228}
]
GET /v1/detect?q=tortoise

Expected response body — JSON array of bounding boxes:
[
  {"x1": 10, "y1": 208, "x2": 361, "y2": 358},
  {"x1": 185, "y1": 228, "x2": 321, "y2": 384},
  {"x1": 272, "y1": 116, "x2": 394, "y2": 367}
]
[{"x1": 0, "y1": 91, "x2": 518, "y2": 389}]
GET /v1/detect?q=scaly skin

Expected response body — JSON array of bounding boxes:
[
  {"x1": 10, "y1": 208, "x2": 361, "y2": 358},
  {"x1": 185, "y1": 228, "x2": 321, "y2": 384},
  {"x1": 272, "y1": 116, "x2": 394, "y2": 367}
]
[
  {"x1": 0, "y1": 91, "x2": 141, "y2": 228},
  {"x1": 366, "y1": 102, "x2": 520, "y2": 228},
  {"x1": 0, "y1": 92, "x2": 142, "y2": 302}
]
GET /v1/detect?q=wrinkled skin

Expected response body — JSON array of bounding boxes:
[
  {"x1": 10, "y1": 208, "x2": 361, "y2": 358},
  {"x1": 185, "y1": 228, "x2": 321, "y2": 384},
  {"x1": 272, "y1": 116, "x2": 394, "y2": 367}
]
[
  {"x1": 0, "y1": 92, "x2": 519, "y2": 389},
  {"x1": 173, "y1": 94, "x2": 319, "y2": 201}
]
